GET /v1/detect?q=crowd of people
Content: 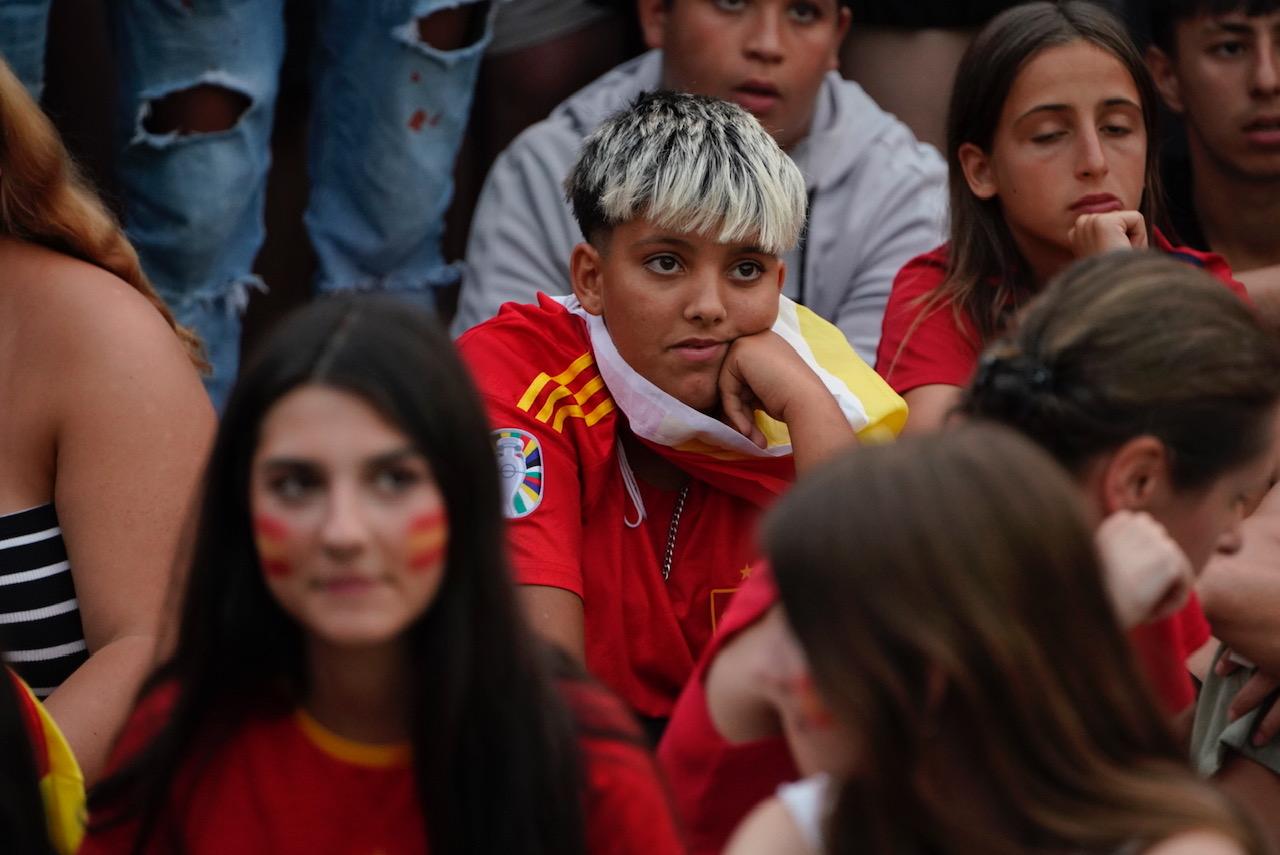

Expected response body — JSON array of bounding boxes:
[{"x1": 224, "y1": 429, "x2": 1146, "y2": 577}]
[{"x1": 2, "y1": 0, "x2": 1280, "y2": 852}]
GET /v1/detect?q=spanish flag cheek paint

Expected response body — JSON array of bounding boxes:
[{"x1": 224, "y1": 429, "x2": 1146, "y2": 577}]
[
  {"x1": 791, "y1": 674, "x2": 837, "y2": 732},
  {"x1": 406, "y1": 508, "x2": 449, "y2": 573},
  {"x1": 253, "y1": 514, "x2": 293, "y2": 578}
]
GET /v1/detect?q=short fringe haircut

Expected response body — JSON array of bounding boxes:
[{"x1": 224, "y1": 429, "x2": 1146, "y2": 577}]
[
  {"x1": 565, "y1": 91, "x2": 806, "y2": 254},
  {"x1": 1150, "y1": 0, "x2": 1280, "y2": 53}
]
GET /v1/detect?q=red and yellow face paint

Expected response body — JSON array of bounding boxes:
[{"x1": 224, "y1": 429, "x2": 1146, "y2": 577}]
[
  {"x1": 406, "y1": 508, "x2": 448, "y2": 573},
  {"x1": 253, "y1": 514, "x2": 293, "y2": 578},
  {"x1": 790, "y1": 673, "x2": 837, "y2": 732}
]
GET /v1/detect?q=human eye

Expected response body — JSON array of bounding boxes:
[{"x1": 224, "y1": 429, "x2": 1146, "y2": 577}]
[
  {"x1": 1209, "y1": 39, "x2": 1247, "y2": 58},
  {"x1": 728, "y1": 259, "x2": 765, "y2": 282},
  {"x1": 788, "y1": 1, "x2": 821, "y2": 23},
  {"x1": 266, "y1": 466, "x2": 323, "y2": 503},
  {"x1": 369, "y1": 461, "x2": 428, "y2": 497},
  {"x1": 1100, "y1": 120, "x2": 1135, "y2": 137},
  {"x1": 644, "y1": 253, "x2": 684, "y2": 275},
  {"x1": 1030, "y1": 129, "x2": 1067, "y2": 144},
  {"x1": 713, "y1": 0, "x2": 746, "y2": 11}
]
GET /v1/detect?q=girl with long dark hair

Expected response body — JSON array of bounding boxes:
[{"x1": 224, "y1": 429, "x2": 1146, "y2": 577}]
[
  {"x1": 81, "y1": 294, "x2": 684, "y2": 854},
  {"x1": 727, "y1": 427, "x2": 1265, "y2": 854},
  {"x1": 875, "y1": 1, "x2": 1247, "y2": 434}
]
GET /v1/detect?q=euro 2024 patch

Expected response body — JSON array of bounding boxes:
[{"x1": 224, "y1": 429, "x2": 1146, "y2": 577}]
[{"x1": 493, "y1": 428, "x2": 544, "y2": 518}]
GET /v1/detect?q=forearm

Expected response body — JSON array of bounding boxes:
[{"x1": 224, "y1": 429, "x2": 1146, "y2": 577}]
[
  {"x1": 784, "y1": 386, "x2": 857, "y2": 475},
  {"x1": 42, "y1": 633, "x2": 157, "y2": 783},
  {"x1": 902, "y1": 384, "x2": 963, "y2": 435},
  {"x1": 518, "y1": 584, "x2": 586, "y2": 664},
  {"x1": 1199, "y1": 561, "x2": 1280, "y2": 673}
]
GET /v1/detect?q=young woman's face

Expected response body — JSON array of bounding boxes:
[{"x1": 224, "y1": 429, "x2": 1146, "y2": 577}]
[
  {"x1": 964, "y1": 40, "x2": 1148, "y2": 274},
  {"x1": 249, "y1": 385, "x2": 449, "y2": 649}
]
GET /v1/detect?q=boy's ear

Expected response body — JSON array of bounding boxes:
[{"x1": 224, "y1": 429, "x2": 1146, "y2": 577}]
[
  {"x1": 637, "y1": 0, "x2": 669, "y2": 50},
  {"x1": 1097, "y1": 435, "x2": 1172, "y2": 514},
  {"x1": 958, "y1": 142, "x2": 998, "y2": 200},
  {"x1": 1145, "y1": 45, "x2": 1185, "y2": 114},
  {"x1": 570, "y1": 242, "x2": 606, "y2": 316},
  {"x1": 830, "y1": 7, "x2": 852, "y2": 70},
  {"x1": 775, "y1": 260, "x2": 787, "y2": 294}
]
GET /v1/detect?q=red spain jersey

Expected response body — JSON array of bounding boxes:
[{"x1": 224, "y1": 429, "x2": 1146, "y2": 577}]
[
  {"x1": 458, "y1": 297, "x2": 775, "y2": 718},
  {"x1": 81, "y1": 680, "x2": 685, "y2": 854},
  {"x1": 875, "y1": 232, "x2": 1247, "y2": 395},
  {"x1": 82, "y1": 685, "x2": 426, "y2": 855},
  {"x1": 658, "y1": 565, "x2": 797, "y2": 855}
]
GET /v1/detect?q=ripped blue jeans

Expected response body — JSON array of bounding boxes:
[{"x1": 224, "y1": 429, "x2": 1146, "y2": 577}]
[
  {"x1": 111, "y1": 0, "x2": 494, "y2": 407},
  {"x1": 0, "y1": 0, "x2": 51, "y2": 100}
]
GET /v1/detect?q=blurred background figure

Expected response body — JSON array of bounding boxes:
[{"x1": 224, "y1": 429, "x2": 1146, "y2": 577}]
[{"x1": 0, "y1": 54, "x2": 215, "y2": 782}]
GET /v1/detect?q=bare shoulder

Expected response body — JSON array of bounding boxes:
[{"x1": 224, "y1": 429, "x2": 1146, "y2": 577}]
[
  {"x1": 724, "y1": 796, "x2": 818, "y2": 855},
  {"x1": 6, "y1": 241, "x2": 190, "y2": 362},
  {"x1": 1143, "y1": 831, "x2": 1245, "y2": 855},
  {"x1": 1, "y1": 239, "x2": 204, "y2": 401}
]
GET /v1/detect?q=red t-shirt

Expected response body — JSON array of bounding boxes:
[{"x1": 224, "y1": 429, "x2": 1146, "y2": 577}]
[
  {"x1": 658, "y1": 566, "x2": 797, "y2": 855},
  {"x1": 458, "y1": 296, "x2": 767, "y2": 718},
  {"x1": 1131, "y1": 592, "x2": 1213, "y2": 713},
  {"x1": 874, "y1": 235, "x2": 1238, "y2": 714},
  {"x1": 81, "y1": 681, "x2": 685, "y2": 854},
  {"x1": 875, "y1": 235, "x2": 1248, "y2": 395}
]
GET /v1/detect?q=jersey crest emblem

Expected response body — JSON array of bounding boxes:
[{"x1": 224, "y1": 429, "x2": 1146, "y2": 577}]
[{"x1": 494, "y1": 429, "x2": 544, "y2": 518}]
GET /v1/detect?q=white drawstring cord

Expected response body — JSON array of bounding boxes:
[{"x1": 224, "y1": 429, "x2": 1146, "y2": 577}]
[{"x1": 616, "y1": 438, "x2": 646, "y2": 529}]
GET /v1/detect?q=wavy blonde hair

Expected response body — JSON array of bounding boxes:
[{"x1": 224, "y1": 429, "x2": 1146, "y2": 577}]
[{"x1": 0, "y1": 57, "x2": 207, "y2": 370}]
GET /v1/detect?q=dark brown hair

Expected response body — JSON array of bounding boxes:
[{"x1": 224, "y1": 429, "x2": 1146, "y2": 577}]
[
  {"x1": 88, "y1": 295, "x2": 596, "y2": 854},
  {"x1": 961, "y1": 251, "x2": 1280, "y2": 490},
  {"x1": 1151, "y1": 0, "x2": 1280, "y2": 54},
  {"x1": 767, "y1": 427, "x2": 1263, "y2": 854}
]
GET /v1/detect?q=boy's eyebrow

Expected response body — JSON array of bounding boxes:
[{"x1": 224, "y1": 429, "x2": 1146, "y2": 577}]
[
  {"x1": 634, "y1": 235, "x2": 697, "y2": 251},
  {"x1": 732, "y1": 244, "x2": 770, "y2": 255},
  {"x1": 1202, "y1": 19, "x2": 1257, "y2": 38}
]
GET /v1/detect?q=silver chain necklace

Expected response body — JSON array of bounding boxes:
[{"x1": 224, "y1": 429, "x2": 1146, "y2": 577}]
[{"x1": 660, "y1": 484, "x2": 690, "y2": 582}]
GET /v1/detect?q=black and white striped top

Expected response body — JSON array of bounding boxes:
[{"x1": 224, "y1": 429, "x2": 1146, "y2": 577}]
[{"x1": 0, "y1": 504, "x2": 88, "y2": 698}]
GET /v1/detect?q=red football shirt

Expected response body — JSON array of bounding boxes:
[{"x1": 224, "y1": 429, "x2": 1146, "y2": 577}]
[
  {"x1": 658, "y1": 565, "x2": 797, "y2": 855},
  {"x1": 458, "y1": 296, "x2": 770, "y2": 718},
  {"x1": 875, "y1": 234, "x2": 1248, "y2": 395},
  {"x1": 1130, "y1": 592, "x2": 1213, "y2": 713},
  {"x1": 81, "y1": 681, "x2": 685, "y2": 854}
]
